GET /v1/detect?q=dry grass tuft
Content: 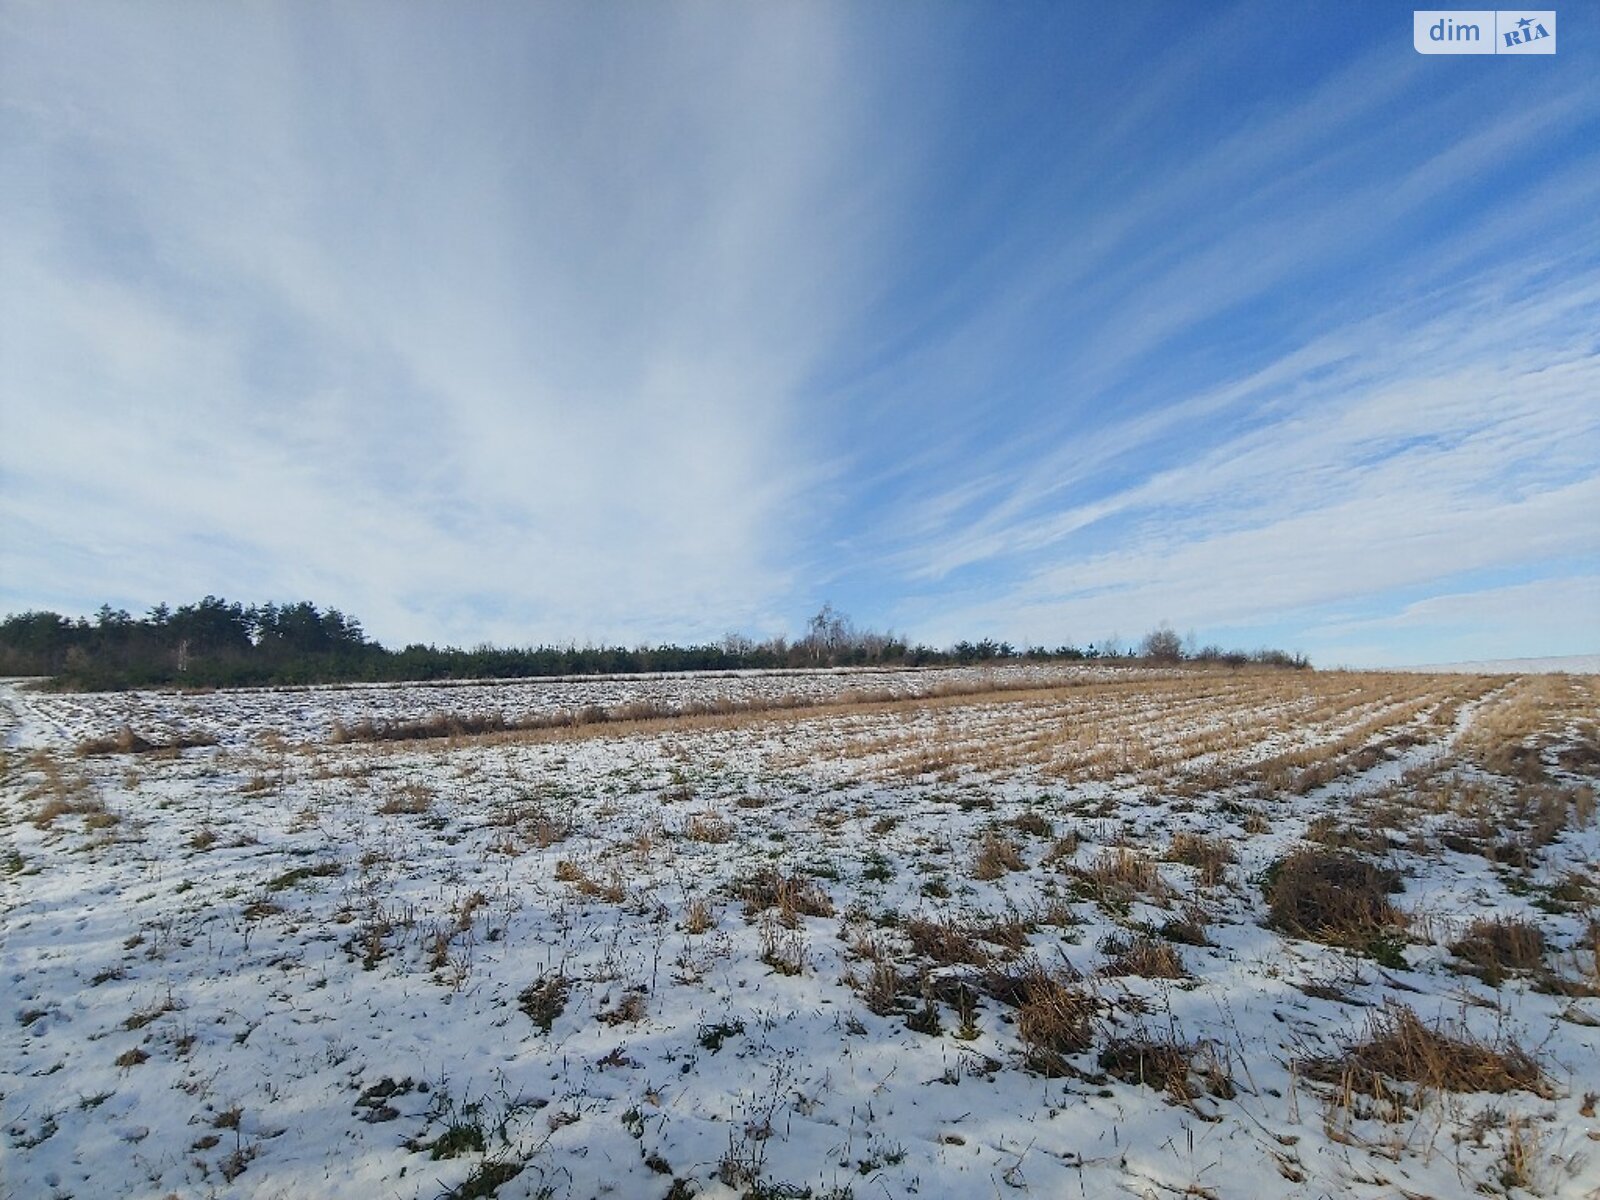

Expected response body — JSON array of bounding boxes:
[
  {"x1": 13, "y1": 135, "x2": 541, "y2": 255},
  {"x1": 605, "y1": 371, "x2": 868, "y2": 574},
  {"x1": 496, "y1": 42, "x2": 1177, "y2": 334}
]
[
  {"x1": 376, "y1": 784, "x2": 433, "y2": 815},
  {"x1": 736, "y1": 868, "x2": 834, "y2": 923},
  {"x1": 597, "y1": 990, "x2": 647, "y2": 1025},
  {"x1": 517, "y1": 973, "x2": 571, "y2": 1033},
  {"x1": 1009, "y1": 811, "x2": 1054, "y2": 838},
  {"x1": 758, "y1": 913, "x2": 809, "y2": 975},
  {"x1": 1100, "y1": 933, "x2": 1188, "y2": 979},
  {"x1": 1012, "y1": 967, "x2": 1095, "y2": 1075},
  {"x1": 1159, "y1": 904, "x2": 1213, "y2": 946},
  {"x1": 684, "y1": 812, "x2": 733, "y2": 843},
  {"x1": 904, "y1": 917, "x2": 990, "y2": 967},
  {"x1": 1304, "y1": 815, "x2": 1389, "y2": 854},
  {"x1": 553, "y1": 860, "x2": 625, "y2": 902},
  {"x1": 971, "y1": 832, "x2": 1026, "y2": 880},
  {"x1": 26, "y1": 755, "x2": 100, "y2": 828},
  {"x1": 31, "y1": 794, "x2": 92, "y2": 829},
  {"x1": 77, "y1": 725, "x2": 218, "y2": 756},
  {"x1": 1099, "y1": 1034, "x2": 1235, "y2": 1105},
  {"x1": 1072, "y1": 849, "x2": 1169, "y2": 907},
  {"x1": 849, "y1": 957, "x2": 903, "y2": 1016},
  {"x1": 1300, "y1": 1001, "x2": 1551, "y2": 1100},
  {"x1": 1449, "y1": 915, "x2": 1546, "y2": 984},
  {"x1": 1042, "y1": 831, "x2": 1081, "y2": 865},
  {"x1": 1264, "y1": 847, "x2": 1403, "y2": 946},
  {"x1": 681, "y1": 897, "x2": 715, "y2": 934},
  {"x1": 1164, "y1": 832, "x2": 1236, "y2": 887}
]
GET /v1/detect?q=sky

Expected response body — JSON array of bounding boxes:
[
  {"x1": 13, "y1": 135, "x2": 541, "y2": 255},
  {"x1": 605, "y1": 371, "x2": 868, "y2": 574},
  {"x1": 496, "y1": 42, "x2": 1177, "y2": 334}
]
[{"x1": 1, "y1": 2, "x2": 1597, "y2": 667}]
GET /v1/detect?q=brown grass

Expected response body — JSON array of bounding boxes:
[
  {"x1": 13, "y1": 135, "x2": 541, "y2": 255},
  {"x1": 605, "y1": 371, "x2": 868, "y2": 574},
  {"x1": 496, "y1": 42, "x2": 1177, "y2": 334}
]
[
  {"x1": 1100, "y1": 934, "x2": 1188, "y2": 979},
  {"x1": 1009, "y1": 811, "x2": 1054, "y2": 838},
  {"x1": 1099, "y1": 1035, "x2": 1235, "y2": 1105},
  {"x1": 1159, "y1": 905, "x2": 1213, "y2": 947},
  {"x1": 188, "y1": 826, "x2": 219, "y2": 851},
  {"x1": 681, "y1": 897, "x2": 715, "y2": 934},
  {"x1": 759, "y1": 913, "x2": 809, "y2": 975},
  {"x1": 904, "y1": 917, "x2": 990, "y2": 967},
  {"x1": 736, "y1": 868, "x2": 834, "y2": 923},
  {"x1": 517, "y1": 973, "x2": 571, "y2": 1033},
  {"x1": 850, "y1": 956, "x2": 903, "y2": 1016},
  {"x1": 1459, "y1": 675, "x2": 1599, "y2": 783},
  {"x1": 1300, "y1": 1001, "x2": 1551, "y2": 1100},
  {"x1": 1449, "y1": 916, "x2": 1546, "y2": 984},
  {"x1": 1071, "y1": 849, "x2": 1169, "y2": 907},
  {"x1": 1042, "y1": 831, "x2": 1081, "y2": 864},
  {"x1": 1164, "y1": 832, "x2": 1236, "y2": 887},
  {"x1": 24, "y1": 753, "x2": 99, "y2": 828},
  {"x1": 971, "y1": 832, "x2": 1026, "y2": 880},
  {"x1": 376, "y1": 784, "x2": 433, "y2": 815},
  {"x1": 1264, "y1": 848, "x2": 1403, "y2": 946},
  {"x1": 597, "y1": 990, "x2": 647, "y2": 1025},
  {"x1": 553, "y1": 860, "x2": 625, "y2": 902},
  {"x1": 1304, "y1": 815, "x2": 1389, "y2": 854},
  {"x1": 77, "y1": 725, "x2": 218, "y2": 756},
  {"x1": 684, "y1": 812, "x2": 733, "y2": 843},
  {"x1": 32, "y1": 790, "x2": 108, "y2": 829},
  {"x1": 1012, "y1": 967, "x2": 1096, "y2": 1075}
]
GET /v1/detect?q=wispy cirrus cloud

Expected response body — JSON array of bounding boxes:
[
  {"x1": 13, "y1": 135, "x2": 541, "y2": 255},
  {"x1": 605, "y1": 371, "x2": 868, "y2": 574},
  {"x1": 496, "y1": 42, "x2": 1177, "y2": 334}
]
[{"x1": 885, "y1": 262, "x2": 1600, "y2": 648}]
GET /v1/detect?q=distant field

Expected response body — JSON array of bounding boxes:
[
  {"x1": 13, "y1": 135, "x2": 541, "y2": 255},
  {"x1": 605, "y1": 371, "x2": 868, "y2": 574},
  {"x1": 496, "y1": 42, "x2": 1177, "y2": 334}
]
[
  {"x1": 3, "y1": 665, "x2": 1597, "y2": 1200},
  {"x1": 1387, "y1": 655, "x2": 1600, "y2": 676}
]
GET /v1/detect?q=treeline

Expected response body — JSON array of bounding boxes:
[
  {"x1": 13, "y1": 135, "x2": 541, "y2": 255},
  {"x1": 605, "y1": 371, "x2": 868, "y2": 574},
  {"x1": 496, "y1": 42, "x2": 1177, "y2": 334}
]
[
  {"x1": 0, "y1": 599, "x2": 375, "y2": 689},
  {"x1": 0, "y1": 598, "x2": 1307, "y2": 691}
]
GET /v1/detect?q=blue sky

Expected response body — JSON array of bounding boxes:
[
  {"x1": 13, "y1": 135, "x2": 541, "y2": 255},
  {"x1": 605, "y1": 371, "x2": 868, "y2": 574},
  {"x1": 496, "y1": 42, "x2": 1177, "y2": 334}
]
[{"x1": 2, "y1": 2, "x2": 1596, "y2": 666}]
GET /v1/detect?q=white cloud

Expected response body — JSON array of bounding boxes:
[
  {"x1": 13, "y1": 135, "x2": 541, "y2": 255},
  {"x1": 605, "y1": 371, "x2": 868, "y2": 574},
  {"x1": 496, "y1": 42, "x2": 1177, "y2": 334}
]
[
  {"x1": 0, "y1": 2, "x2": 904, "y2": 645},
  {"x1": 1317, "y1": 576, "x2": 1600, "y2": 637}
]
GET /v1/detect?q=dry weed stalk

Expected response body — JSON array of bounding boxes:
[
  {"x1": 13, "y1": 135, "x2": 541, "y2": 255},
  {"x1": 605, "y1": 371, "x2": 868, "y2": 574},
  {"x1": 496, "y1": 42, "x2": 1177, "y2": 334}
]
[{"x1": 681, "y1": 896, "x2": 715, "y2": 934}]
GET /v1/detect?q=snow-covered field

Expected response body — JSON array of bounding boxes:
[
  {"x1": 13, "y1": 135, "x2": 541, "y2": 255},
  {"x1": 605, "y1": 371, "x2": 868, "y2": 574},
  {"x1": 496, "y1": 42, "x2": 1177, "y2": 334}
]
[
  {"x1": 3, "y1": 666, "x2": 1598, "y2": 1200},
  {"x1": 1388, "y1": 657, "x2": 1600, "y2": 677},
  {"x1": 1, "y1": 663, "x2": 1126, "y2": 751}
]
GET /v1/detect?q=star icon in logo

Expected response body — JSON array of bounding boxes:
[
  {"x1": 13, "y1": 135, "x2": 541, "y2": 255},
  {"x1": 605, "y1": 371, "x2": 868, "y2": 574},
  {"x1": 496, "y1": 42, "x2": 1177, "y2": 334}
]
[{"x1": 1517, "y1": 16, "x2": 1534, "y2": 30}]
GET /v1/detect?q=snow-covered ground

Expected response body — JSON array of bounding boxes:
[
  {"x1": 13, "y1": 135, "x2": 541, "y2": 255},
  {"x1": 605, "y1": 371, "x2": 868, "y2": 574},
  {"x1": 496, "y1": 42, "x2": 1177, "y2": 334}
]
[
  {"x1": 1387, "y1": 655, "x2": 1600, "y2": 676},
  {"x1": 3, "y1": 667, "x2": 1597, "y2": 1200}
]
